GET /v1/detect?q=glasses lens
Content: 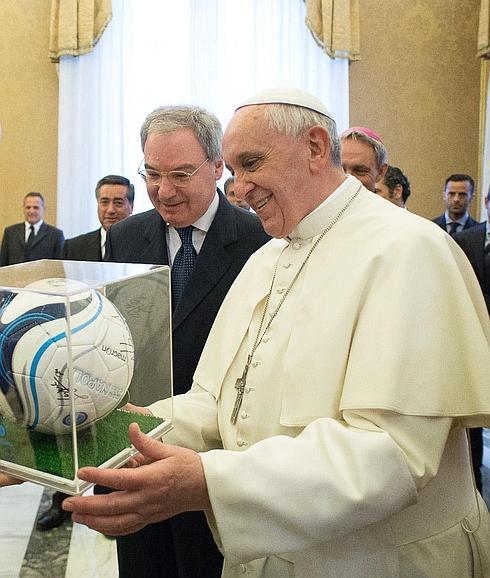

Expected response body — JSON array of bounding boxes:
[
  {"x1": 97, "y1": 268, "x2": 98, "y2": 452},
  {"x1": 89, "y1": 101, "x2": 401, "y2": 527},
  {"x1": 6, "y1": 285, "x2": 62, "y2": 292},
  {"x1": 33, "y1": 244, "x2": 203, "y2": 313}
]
[
  {"x1": 168, "y1": 171, "x2": 191, "y2": 186},
  {"x1": 144, "y1": 171, "x2": 161, "y2": 184}
]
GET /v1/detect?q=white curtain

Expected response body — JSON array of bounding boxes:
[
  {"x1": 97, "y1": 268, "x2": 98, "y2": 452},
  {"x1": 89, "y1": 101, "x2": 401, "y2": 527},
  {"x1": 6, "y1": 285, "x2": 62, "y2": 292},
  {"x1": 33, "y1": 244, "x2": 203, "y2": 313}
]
[{"x1": 57, "y1": 0, "x2": 349, "y2": 237}]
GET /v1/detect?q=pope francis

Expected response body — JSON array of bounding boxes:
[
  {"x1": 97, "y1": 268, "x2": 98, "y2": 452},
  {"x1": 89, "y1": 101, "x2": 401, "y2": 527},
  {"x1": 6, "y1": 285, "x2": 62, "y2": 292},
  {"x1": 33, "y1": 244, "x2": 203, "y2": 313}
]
[{"x1": 62, "y1": 88, "x2": 490, "y2": 578}]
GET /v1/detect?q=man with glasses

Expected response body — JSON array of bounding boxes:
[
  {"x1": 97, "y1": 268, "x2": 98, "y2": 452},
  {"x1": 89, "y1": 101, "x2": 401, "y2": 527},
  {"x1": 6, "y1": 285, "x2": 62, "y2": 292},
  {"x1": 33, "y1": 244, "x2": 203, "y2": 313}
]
[
  {"x1": 62, "y1": 174, "x2": 134, "y2": 261},
  {"x1": 104, "y1": 105, "x2": 269, "y2": 578}
]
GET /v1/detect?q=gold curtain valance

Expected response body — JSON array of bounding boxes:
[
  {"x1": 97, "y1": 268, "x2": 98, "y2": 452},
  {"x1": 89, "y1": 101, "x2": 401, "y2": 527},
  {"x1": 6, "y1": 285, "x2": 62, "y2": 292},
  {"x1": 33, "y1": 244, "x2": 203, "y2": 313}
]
[
  {"x1": 305, "y1": 0, "x2": 360, "y2": 61},
  {"x1": 479, "y1": 0, "x2": 490, "y2": 59},
  {"x1": 49, "y1": 0, "x2": 112, "y2": 63}
]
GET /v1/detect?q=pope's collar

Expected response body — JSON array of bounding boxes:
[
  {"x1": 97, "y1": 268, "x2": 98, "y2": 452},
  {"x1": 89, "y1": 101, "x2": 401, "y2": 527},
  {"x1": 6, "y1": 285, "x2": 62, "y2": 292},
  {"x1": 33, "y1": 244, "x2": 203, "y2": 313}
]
[{"x1": 287, "y1": 175, "x2": 357, "y2": 241}]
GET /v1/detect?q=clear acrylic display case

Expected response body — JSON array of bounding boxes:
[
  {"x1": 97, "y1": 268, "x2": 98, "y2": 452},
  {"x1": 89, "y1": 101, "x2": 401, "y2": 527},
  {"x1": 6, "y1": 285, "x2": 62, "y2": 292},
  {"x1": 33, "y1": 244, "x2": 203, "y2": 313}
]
[{"x1": 0, "y1": 259, "x2": 172, "y2": 495}]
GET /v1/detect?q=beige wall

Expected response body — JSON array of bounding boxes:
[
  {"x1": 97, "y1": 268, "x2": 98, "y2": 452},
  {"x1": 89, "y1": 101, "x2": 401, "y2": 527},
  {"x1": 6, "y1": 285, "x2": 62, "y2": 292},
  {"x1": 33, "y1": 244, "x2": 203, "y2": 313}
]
[
  {"x1": 349, "y1": 0, "x2": 482, "y2": 219},
  {"x1": 0, "y1": 2, "x2": 484, "y2": 234},
  {"x1": 0, "y1": 0, "x2": 58, "y2": 237}
]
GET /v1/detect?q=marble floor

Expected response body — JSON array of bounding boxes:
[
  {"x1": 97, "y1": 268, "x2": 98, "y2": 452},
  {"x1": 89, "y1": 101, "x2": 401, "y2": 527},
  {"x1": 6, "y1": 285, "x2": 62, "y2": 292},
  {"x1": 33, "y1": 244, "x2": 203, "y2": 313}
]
[
  {"x1": 0, "y1": 485, "x2": 118, "y2": 578},
  {"x1": 1, "y1": 433, "x2": 490, "y2": 578}
]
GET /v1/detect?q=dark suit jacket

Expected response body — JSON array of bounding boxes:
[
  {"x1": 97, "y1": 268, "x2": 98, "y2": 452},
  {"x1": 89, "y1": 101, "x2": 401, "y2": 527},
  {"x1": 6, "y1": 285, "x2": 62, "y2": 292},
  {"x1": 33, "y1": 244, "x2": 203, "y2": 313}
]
[
  {"x1": 106, "y1": 193, "x2": 270, "y2": 578},
  {"x1": 0, "y1": 222, "x2": 64, "y2": 266},
  {"x1": 432, "y1": 214, "x2": 479, "y2": 233},
  {"x1": 62, "y1": 228, "x2": 102, "y2": 261},
  {"x1": 454, "y1": 221, "x2": 489, "y2": 312},
  {"x1": 106, "y1": 193, "x2": 270, "y2": 395}
]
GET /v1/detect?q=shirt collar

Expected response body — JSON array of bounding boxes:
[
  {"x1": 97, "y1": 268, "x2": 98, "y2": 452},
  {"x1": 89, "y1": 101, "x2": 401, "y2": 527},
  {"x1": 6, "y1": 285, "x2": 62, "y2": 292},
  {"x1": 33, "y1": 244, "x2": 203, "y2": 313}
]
[
  {"x1": 188, "y1": 191, "x2": 219, "y2": 233},
  {"x1": 25, "y1": 220, "x2": 43, "y2": 235},
  {"x1": 100, "y1": 226, "x2": 107, "y2": 246},
  {"x1": 444, "y1": 211, "x2": 468, "y2": 226}
]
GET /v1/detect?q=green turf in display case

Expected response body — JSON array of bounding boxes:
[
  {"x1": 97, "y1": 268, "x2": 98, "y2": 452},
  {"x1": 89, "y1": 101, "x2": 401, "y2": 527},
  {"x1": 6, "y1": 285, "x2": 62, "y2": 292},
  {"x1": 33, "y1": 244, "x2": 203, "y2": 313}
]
[{"x1": 0, "y1": 260, "x2": 172, "y2": 495}]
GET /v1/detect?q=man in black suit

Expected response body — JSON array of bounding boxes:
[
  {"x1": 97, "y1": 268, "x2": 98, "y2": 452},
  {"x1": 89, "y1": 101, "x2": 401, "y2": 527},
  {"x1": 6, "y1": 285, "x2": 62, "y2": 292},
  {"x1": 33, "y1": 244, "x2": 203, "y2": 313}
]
[
  {"x1": 454, "y1": 190, "x2": 489, "y2": 493},
  {"x1": 0, "y1": 192, "x2": 64, "y2": 266},
  {"x1": 432, "y1": 174, "x2": 479, "y2": 235},
  {"x1": 105, "y1": 105, "x2": 269, "y2": 578},
  {"x1": 62, "y1": 175, "x2": 134, "y2": 261},
  {"x1": 35, "y1": 175, "x2": 135, "y2": 532}
]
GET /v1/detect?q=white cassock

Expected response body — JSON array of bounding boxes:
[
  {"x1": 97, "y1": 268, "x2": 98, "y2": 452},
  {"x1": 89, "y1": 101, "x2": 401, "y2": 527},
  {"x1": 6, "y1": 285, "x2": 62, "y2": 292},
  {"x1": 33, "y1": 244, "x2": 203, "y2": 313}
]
[{"x1": 150, "y1": 175, "x2": 490, "y2": 577}]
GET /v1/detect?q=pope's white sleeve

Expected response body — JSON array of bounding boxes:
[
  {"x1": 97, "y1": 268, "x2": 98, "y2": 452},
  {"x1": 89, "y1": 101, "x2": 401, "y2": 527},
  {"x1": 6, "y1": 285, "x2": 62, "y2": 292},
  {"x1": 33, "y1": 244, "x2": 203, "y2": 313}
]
[
  {"x1": 149, "y1": 384, "x2": 222, "y2": 452},
  {"x1": 200, "y1": 411, "x2": 453, "y2": 565}
]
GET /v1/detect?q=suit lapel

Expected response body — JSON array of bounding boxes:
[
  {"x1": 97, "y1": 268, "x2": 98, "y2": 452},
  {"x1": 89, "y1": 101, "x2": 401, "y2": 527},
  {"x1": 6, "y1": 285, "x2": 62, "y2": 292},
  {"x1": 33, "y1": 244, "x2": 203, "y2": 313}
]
[
  {"x1": 90, "y1": 229, "x2": 102, "y2": 260},
  {"x1": 139, "y1": 211, "x2": 170, "y2": 265},
  {"x1": 173, "y1": 194, "x2": 236, "y2": 329},
  {"x1": 14, "y1": 223, "x2": 25, "y2": 247}
]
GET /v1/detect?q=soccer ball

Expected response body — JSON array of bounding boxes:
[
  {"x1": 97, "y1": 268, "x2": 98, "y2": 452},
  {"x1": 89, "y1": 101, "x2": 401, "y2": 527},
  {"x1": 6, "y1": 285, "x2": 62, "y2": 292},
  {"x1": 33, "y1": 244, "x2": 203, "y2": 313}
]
[{"x1": 0, "y1": 278, "x2": 134, "y2": 435}]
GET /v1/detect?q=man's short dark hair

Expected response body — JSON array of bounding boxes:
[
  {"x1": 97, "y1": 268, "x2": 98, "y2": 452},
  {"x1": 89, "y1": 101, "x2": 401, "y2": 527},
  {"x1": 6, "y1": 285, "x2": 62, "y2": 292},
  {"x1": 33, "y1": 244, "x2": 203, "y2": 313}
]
[
  {"x1": 24, "y1": 191, "x2": 45, "y2": 204},
  {"x1": 95, "y1": 175, "x2": 135, "y2": 204},
  {"x1": 224, "y1": 177, "x2": 234, "y2": 195},
  {"x1": 444, "y1": 174, "x2": 474, "y2": 195},
  {"x1": 383, "y1": 166, "x2": 411, "y2": 204}
]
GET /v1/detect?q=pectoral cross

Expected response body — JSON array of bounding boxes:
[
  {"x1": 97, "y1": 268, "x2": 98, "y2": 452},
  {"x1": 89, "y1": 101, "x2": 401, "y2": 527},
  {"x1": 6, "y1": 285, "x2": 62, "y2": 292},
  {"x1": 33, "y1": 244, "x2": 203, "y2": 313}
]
[{"x1": 230, "y1": 354, "x2": 252, "y2": 424}]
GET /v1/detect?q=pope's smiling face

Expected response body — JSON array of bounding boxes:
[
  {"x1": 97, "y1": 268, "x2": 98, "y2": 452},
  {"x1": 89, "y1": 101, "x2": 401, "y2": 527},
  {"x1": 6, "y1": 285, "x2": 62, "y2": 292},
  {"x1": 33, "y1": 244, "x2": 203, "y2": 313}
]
[{"x1": 222, "y1": 106, "x2": 318, "y2": 238}]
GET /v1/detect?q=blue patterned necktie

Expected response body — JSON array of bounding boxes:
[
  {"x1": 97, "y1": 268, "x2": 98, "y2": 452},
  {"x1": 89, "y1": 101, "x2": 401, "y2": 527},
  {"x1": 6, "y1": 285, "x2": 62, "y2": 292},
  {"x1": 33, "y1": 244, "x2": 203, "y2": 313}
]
[{"x1": 172, "y1": 226, "x2": 197, "y2": 306}]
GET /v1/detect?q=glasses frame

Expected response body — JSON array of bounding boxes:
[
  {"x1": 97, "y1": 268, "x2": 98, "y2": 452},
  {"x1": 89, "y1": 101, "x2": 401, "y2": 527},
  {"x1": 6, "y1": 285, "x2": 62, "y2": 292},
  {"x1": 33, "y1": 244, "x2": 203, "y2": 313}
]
[{"x1": 137, "y1": 158, "x2": 209, "y2": 187}]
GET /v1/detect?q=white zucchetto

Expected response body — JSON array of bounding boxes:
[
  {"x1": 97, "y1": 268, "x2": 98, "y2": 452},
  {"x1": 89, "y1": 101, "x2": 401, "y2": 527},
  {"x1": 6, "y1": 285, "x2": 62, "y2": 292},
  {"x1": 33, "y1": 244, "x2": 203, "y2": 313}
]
[{"x1": 236, "y1": 87, "x2": 334, "y2": 121}]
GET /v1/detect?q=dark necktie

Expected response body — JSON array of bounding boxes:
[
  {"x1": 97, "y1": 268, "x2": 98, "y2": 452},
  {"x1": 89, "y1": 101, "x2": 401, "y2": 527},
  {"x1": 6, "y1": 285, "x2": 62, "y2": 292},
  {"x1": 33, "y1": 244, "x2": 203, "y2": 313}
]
[
  {"x1": 448, "y1": 222, "x2": 459, "y2": 236},
  {"x1": 172, "y1": 226, "x2": 197, "y2": 306},
  {"x1": 25, "y1": 224, "x2": 35, "y2": 259}
]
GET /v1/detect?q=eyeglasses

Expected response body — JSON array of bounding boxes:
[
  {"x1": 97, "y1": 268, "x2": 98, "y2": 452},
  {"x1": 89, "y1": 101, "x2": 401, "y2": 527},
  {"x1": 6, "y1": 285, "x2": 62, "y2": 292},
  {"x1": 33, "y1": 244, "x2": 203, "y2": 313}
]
[{"x1": 137, "y1": 158, "x2": 209, "y2": 187}]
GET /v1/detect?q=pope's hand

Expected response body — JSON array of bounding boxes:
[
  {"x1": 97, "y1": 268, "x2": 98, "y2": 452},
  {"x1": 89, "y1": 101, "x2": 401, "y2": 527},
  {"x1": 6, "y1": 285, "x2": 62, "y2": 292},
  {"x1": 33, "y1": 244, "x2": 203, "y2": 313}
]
[
  {"x1": 63, "y1": 423, "x2": 210, "y2": 536},
  {"x1": 0, "y1": 473, "x2": 23, "y2": 487}
]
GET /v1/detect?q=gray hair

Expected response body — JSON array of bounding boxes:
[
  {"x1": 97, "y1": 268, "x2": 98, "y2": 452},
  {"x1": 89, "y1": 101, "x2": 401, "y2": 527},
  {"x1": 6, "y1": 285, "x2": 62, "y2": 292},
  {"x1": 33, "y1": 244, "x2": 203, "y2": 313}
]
[
  {"x1": 140, "y1": 105, "x2": 222, "y2": 161},
  {"x1": 262, "y1": 104, "x2": 341, "y2": 166},
  {"x1": 340, "y1": 130, "x2": 388, "y2": 169}
]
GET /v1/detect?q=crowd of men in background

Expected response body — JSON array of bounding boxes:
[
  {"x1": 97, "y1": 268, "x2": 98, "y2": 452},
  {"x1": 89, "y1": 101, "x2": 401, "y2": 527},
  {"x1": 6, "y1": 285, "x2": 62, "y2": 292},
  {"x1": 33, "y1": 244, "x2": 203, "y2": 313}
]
[{"x1": 0, "y1": 104, "x2": 488, "y2": 578}]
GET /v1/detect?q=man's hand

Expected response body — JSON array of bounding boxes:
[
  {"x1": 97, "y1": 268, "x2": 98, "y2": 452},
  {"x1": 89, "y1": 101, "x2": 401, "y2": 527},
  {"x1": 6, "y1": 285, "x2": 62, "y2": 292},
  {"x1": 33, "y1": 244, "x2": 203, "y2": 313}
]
[
  {"x1": 121, "y1": 402, "x2": 153, "y2": 415},
  {"x1": 0, "y1": 473, "x2": 23, "y2": 487},
  {"x1": 63, "y1": 423, "x2": 210, "y2": 536}
]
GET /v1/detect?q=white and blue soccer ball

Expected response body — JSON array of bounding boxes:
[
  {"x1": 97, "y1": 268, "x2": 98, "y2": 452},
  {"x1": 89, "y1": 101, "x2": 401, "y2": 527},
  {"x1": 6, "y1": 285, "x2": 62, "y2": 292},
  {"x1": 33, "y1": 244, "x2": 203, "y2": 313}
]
[{"x1": 0, "y1": 278, "x2": 134, "y2": 435}]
